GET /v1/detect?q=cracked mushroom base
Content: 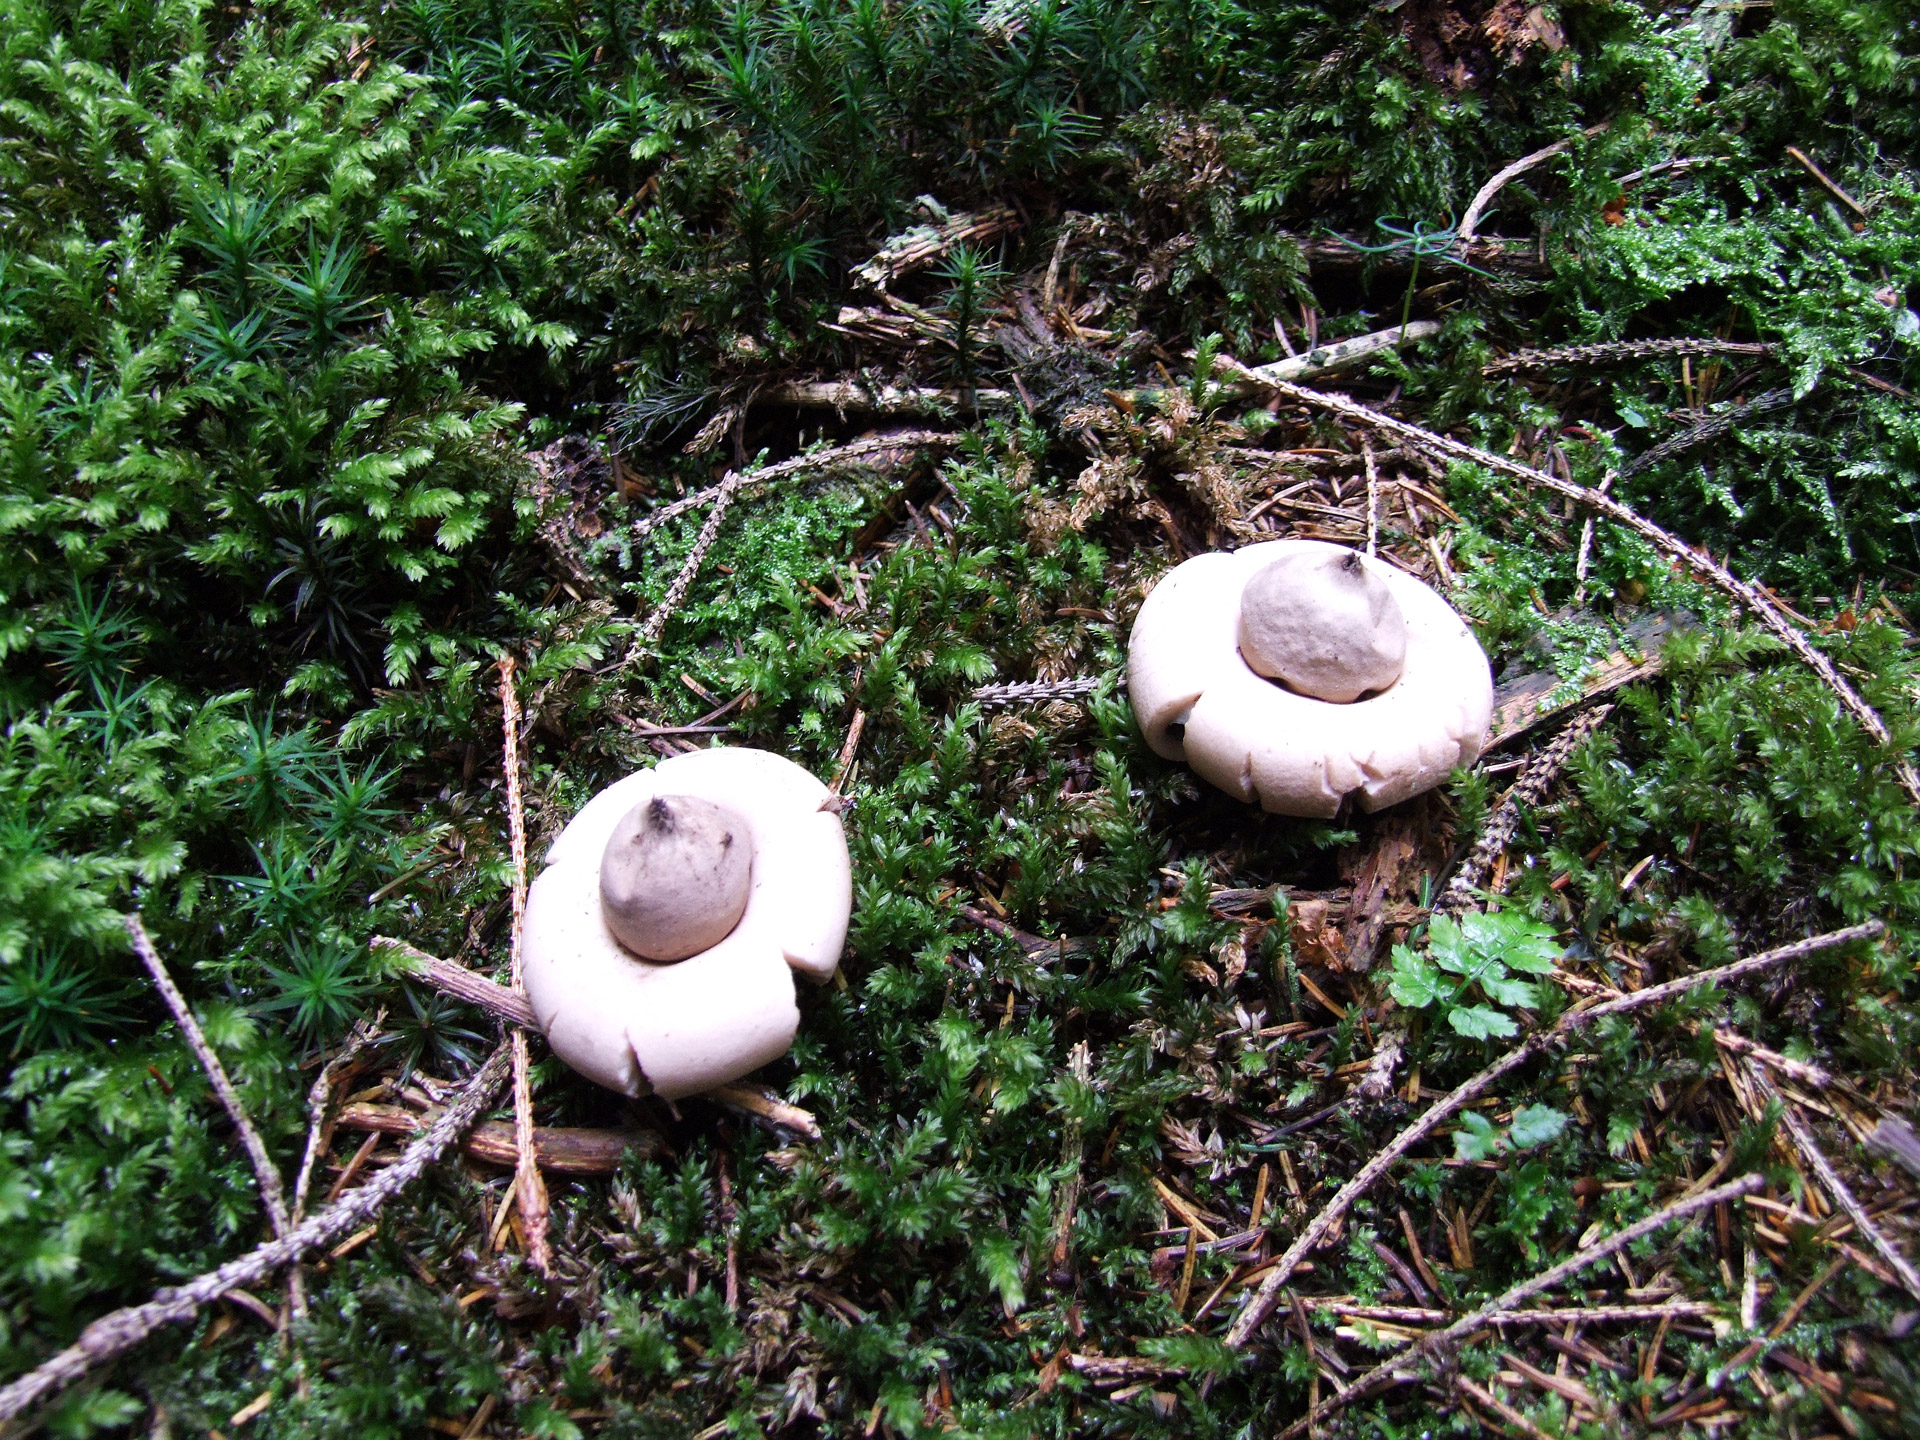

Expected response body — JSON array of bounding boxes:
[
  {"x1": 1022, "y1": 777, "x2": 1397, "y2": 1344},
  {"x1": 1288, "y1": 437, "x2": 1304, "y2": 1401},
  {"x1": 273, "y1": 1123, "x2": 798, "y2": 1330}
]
[
  {"x1": 522, "y1": 748, "x2": 852, "y2": 1100},
  {"x1": 1129, "y1": 541, "x2": 1492, "y2": 817}
]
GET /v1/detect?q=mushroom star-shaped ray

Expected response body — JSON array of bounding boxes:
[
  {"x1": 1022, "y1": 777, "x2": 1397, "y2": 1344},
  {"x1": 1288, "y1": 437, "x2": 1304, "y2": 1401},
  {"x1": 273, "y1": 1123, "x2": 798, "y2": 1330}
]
[
  {"x1": 522, "y1": 747, "x2": 852, "y2": 1100},
  {"x1": 1128, "y1": 540, "x2": 1493, "y2": 817}
]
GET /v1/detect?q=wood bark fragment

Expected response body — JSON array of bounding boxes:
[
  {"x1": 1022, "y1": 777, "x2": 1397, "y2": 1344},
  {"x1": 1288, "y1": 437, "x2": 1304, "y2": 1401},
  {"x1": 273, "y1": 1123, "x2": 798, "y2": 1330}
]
[
  {"x1": 1865, "y1": 1116, "x2": 1920, "y2": 1182},
  {"x1": 334, "y1": 1103, "x2": 658, "y2": 1173},
  {"x1": 1339, "y1": 794, "x2": 1441, "y2": 972},
  {"x1": 0, "y1": 1045, "x2": 513, "y2": 1425},
  {"x1": 1486, "y1": 610, "x2": 1687, "y2": 748}
]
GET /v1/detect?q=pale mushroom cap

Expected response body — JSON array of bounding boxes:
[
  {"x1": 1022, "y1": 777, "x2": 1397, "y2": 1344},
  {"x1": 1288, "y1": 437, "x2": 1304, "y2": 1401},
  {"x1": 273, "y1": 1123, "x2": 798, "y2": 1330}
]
[
  {"x1": 1238, "y1": 548, "x2": 1407, "y2": 702},
  {"x1": 523, "y1": 748, "x2": 853, "y2": 1099},
  {"x1": 1128, "y1": 541, "x2": 1492, "y2": 817},
  {"x1": 600, "y1": 794, "x2": 753, "y2": 961}
]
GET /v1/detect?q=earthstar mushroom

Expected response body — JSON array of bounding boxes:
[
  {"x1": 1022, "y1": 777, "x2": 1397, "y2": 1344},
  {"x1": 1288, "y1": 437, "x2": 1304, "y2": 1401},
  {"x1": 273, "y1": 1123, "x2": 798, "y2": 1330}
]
[
  {"x1": 522, "y1": 747, "x2": 852, "y2": 1099},
  {"x1": 1129, "y1": 540, "x2": 1492, "y2": 817}
]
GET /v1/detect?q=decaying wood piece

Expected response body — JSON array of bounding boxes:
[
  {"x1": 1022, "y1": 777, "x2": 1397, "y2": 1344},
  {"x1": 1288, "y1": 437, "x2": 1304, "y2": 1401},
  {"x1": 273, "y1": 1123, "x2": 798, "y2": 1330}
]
[
  {"x1": 335, "y1": 1104, "x2": 658, "y2": 1174},
  {"x1": 1437, "y1": 705, "x2": 1614, "y2": 916},
  {"x1": 1486, "y1": 610, "x2": 1687, "y2": 748},
  {"x1": 0, "y1": 1044, "x2": 513, "y2": 1425},
  {"x1": 1485, "y1": 338, "x2": 1775, "y2": 376},
  {"x1": 851, "y1": 206, "x2": 1019, "y2": 291},
  {"x1": 1339, "y1": 793, "x2": 1442, "y2": 972},
  {"x1": 1215, "y1": 322, "x2": 1442, "y2": 394},
  {"x1": 497, "y1": 659, "x2": 553, "y2": 1275},
  {"x1": 1295, "y1": 234, "x2": 1549, "y2": 279},
  {"x1": 1224, "y1": 921, "x2": 1883, "y2": 1350},
  {"x1": 1259, "y1": 379, "x2": 1920, "y2": 807},
  {"x1": 706, "y1": 1083, "x2": 822, "y2": 1140},
  {"x1": 127, "y1": 916, "x2": 292, "y2": 1241},
  {"x1": 1277, "y1": 1175, "x2": 1765, "y2": 1438}
]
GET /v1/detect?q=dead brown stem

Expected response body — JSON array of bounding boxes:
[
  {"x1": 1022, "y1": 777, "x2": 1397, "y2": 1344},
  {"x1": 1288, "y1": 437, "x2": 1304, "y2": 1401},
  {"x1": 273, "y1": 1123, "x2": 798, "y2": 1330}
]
[{"x1": 498, "y1": 658, "x2": 552, "y2": 1276}]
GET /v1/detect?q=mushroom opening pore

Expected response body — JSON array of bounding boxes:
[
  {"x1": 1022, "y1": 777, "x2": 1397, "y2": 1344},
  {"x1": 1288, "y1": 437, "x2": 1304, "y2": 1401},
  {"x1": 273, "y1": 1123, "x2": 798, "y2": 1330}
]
[
  {"x1": 1236, "y1": 548, "x2": 1408, "y2": 704},
  {"x1": 599, "y1": 793, "x2": 753, "y2": 962}
]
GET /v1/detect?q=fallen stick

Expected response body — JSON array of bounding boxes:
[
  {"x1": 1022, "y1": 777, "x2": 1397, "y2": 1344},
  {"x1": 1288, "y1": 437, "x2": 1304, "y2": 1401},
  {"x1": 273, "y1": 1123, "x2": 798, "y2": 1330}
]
[
  {"x1": 127, "y1": 916, "x2": 291, "y2": 1240},
  {"x1": 1437, "y1": 705, "x2": 1613, "y2": 915},
  {"x1": 1223, "y1": 921, "x2": 1883, "y2": 1348},
  {"x1": 1303, "y1": 1300, "x2": 1715, "y2": 1326},
  {"x1": 1484, "y1": 338, "x2": 1775, "y2": 376},
  {"x1": 1225, "y1": 322, "x2": 1442, "y2": 390},
  {"x1": 376, "y1": 938, "x2": 537, "y2": 1029},
  {"x1": 290, "y1": 1010, "x2": 386, "y2": 1319},
  {"x1": 334, "y1": 1103, "x2": 658, "y2": 1173},
  {"x1": 1277, "y1": 1174, "x2": 1765, "y2": 1438},
  {"x1": 1619, "y1": 387, "x2": 1794, "y2": 478},
  {"x1": 497, "y1": 659, "x2": 552, "y2": 1275},
  {"x1": 0, "y1": 1043, "x2": 513, "y2": 1424},
  {"x1": 1747, "y1": 1065, "x2": 1920, "y2": 1303},
  {"x1": 633, "y1": 432, "x2": 957, "y2": 540},
  {"x1": 1258, "y1": 379, "x2": 1920, "y2": 806}
]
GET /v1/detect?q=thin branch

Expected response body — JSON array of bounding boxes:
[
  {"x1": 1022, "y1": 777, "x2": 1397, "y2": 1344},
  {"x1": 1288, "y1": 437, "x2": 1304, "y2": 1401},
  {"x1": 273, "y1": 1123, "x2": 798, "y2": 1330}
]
[
  {"x1": 1457, "y1": 125, "x2": 1607, "y2": 246},
  {"x1": 127, "y1": 916, "x2": 290, "y2": 1239},
  {"x1": 1259, "y1": 379, "x2": 1920, "y2": 806},
  {"x1": 1437, "y1": 705, "x2": 1613, "y2": 915},
  {"x1": 756, "y1": 380, "x2": 1013, "y2": 414},
  {"x1": 1278, "y1": 1176, "x2": 1765, "y2": 1438},
  {"x1": 289, "y1": 1009, "x2": 386, "y2": 1320},
  {"x1": 376, "y1": 938, "x2": 537, "y2": 1029},
  {"x1": 632, "y1": 431, "x2": 959, "y2": 540},
  {"x1": 0, "y1": 1044, "x2": 512, "y2": 1424},
  {"x1": 1785, "y1": 146, "x2": 1869, "y2": 221},
  {"x1": 1224, "y1": 921, "x2": 1882, "y2": 1348},
  {"x1": 1618, "y1": 387, "x2": 1794, "y2": 478},
  {"x1": 498, "y1": 658, "x2": 552, "y2": 1276},
  {"x1": 640, "y1": 474, "x2": 741, "y2": 646},
  {"x1": 1748, "y1": 1065, "x2": 1920, "y2": 1302},
  {"x1": 1483, "y1": 338, "x2": 1774, "y2": 376}
]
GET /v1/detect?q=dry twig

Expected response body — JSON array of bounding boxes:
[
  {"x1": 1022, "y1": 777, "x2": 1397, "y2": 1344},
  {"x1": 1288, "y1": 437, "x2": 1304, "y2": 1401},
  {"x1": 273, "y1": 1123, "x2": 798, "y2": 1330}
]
[
  {"x1": 497, "y1": 659, "x2": 552, "y2": 1275},
  {"x1": 1437, "y1": 706, "x2": 1613, "y2": 914},
  {"x1": 1457, "y1": 126, "x2": 1608, "y2": 246},
  {"x1": 127, "y1": 915, "x2": 291, "y2": 1240},
  {"x1": 1483, "y1": 338, "x2": 1775, "y2": 375},
  {"x1": 1258, "y1": 379, "x2": 1920, "y2": 806},
  {"x1": 1224, "y1": 921, "x2": 1883, "y2": 1348},
  {"x1": 0, "y1": 1044, "x2": 513, "y2": 1424}
]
